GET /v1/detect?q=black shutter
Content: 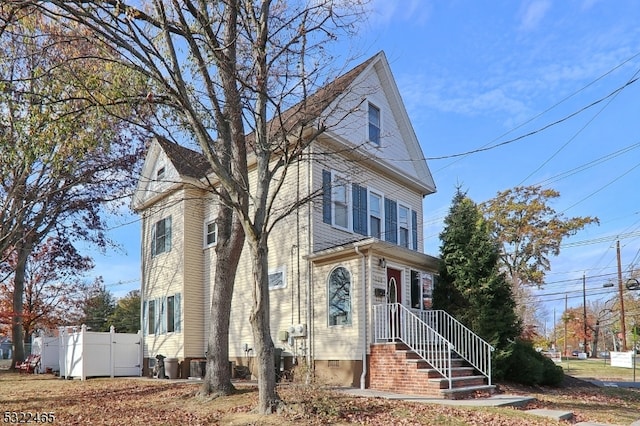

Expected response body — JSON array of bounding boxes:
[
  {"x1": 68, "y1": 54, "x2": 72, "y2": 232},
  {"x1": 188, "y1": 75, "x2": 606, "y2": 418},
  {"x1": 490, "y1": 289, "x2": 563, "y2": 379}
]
[
  {"x1": 412, "y1": 210, "x2": 418, "y2": 250},
  {"x1": 384, "y1": 198, "x2": 397, "y2": 243},
  {"x1": 352, "y1": 183, "x2": 368, "y2": 235},
  {"x1": 322, "y1": 170, "x2": 332, "y2": 224}
]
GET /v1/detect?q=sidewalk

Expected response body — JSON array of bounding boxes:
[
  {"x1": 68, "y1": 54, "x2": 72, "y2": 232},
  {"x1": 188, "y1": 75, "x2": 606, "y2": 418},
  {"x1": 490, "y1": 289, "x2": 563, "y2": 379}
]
[
  {"x1": 335, "y1": 387, "x2": 640, "y2": 425},
  {"x1": 587, "y1": 379, "x2": 640, "y2": 389}
]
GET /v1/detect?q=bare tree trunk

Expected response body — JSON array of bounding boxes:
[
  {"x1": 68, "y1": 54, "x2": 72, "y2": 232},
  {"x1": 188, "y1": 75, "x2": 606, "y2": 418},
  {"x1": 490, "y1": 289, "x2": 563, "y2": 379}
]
[
  {"x1": 592, "y1": 322, "x2": 600, "y2": 358},
  {"x1": 248, "y1": 239, "x2": 280, "y2": 413},
  {"x1": 10, "y1": 234, "x2": 32, "y2": 369},
  {"x1": 200, "y1": 0, "x2": 248, "y2": 395},
  {"x1": 201, "y1": 201, "x2": 244, "y2": 397}
]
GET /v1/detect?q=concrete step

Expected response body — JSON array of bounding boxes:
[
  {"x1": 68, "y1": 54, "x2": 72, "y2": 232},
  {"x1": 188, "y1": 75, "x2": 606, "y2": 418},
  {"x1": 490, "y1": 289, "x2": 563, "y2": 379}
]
[
  {"x1": 440, "y1": 384, "x2": 496, "y2": 400},
  {"x1": 427, "y1": 375, "x2": 487, "y2": 389}
]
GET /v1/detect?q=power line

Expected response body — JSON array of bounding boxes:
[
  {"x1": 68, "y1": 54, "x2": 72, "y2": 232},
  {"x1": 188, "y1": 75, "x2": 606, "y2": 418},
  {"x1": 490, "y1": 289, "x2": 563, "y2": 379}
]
[{"x1": 426, "y1": 62, "x2": 640, "y2": 161}]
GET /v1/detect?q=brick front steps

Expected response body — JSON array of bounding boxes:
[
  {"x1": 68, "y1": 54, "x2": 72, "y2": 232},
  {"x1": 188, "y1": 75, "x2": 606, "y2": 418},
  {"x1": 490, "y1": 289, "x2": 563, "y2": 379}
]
[{"x1": 369, "y1": 342, "x2": 495, "y2": 399}]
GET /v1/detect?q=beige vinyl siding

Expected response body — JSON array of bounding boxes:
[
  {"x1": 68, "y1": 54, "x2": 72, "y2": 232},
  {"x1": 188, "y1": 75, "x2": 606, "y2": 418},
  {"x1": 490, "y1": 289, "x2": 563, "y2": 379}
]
[
  {"x1": 141, "y1": 190, "x2": 187, "y2": 358},
  {"x1": 203, "y1": 159, "x2": 313, "y2": 358},
  {"x1": 311, "y1": 256, "x2": 363, "y2": 360},
  {"x1": 311, "y1": 148, "x2": 424, "y2": 253},
  {"x1": 136, "y1": 52, "x2": 439, "y2": 382},
  {"x1": 323, "y1": 66, "x2": 415, "y2": 177},
  {"x1": 181, "y1": 187, "x2": 206, "y2": 358}
]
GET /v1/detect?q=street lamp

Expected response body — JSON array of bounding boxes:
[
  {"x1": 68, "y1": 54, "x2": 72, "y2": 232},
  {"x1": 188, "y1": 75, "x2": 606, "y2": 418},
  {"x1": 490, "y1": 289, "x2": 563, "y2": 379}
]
[{"x1": 627, "y1": 278, "x2": 640, "y2": 291}]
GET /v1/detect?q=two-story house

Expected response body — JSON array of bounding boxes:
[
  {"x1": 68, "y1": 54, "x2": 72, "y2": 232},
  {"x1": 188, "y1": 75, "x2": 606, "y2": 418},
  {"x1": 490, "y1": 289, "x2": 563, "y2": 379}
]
[{"x1": 132, "y1": 51, "x2": 493, "y2": 397}]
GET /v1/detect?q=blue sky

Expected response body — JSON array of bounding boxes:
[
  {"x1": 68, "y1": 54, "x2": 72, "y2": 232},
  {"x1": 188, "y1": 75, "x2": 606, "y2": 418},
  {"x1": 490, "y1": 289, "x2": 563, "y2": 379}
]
[{"x1": 91, "y1": 0, "x2": 640, "y2": 328}]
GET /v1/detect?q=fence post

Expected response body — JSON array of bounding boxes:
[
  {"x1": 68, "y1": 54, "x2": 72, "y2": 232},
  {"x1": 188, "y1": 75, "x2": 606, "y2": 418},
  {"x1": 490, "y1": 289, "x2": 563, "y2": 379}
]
[
  {"x1": 137, "y1": 330, "x2": 143, "y2": 377},
  {"x1": 81, "y1": 325, "x2": 87, "y2": 381},
  {"x1": 110, "y1": 326, "x2": 115, "y2": 378},
  {"x1": 59, "y1": 327, "x2": 66, "y2": 379}
]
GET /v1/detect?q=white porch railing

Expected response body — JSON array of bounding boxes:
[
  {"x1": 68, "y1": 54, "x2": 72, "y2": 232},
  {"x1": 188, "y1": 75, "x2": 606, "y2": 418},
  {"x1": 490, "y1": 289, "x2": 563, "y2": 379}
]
[
  {"x1": 417, "y1": 309, "x2": 494, "y2": 386},
  {"x1": 373, "y1": 303, "x2": 454, "y2": 389}
]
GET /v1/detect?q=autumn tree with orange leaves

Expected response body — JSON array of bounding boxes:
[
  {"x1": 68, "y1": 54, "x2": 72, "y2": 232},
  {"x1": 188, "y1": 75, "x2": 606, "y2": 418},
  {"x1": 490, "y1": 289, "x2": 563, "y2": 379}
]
[
  {"x1": 0, "y1": 238, "x2": 91, "y2": 341},
  {"x1": 0, "y1": 6, "x2": 146, "y2": 368},
  {"x1": 482, "y1": 186, "x2": 599, "y2": 331}
]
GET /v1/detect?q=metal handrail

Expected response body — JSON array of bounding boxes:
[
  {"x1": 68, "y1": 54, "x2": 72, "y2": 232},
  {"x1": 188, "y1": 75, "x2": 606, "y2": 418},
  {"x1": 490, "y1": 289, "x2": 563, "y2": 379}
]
[
  {"x1": 417, "y1": 309, "x2": 495, "y2": 385},
  {"x1": 373, "y1": 303, "x2": 454, "y2": 389}
]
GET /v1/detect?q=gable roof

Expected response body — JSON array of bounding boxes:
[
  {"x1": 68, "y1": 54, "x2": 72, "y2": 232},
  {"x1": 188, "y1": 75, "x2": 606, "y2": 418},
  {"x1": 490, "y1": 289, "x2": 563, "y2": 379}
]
[
  {"x1": 155, "y1": 137, "x2": 210, "y2": 178},
  {"x1": 261, "y1": 54, "x2": 378, "y2": 139},
  {"x1": 145, "y1": 54, "x2": 380, "y2": 181},
  {"x1": 135, "y1": 51, "x2": 435, "y2": 197},
  {"x1": 317, "y1": 51, "x2": 436, "y2": 195}
]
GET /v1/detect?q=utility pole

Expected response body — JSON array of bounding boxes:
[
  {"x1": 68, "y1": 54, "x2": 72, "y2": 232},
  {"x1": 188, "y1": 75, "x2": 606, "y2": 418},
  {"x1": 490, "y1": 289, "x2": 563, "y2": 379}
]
[
  {"x1": 554, "y1": 307, "x2": 557, "y2": 349},
  {"x1": 564, "y1": 293, "x2": 568, "y2": 357},
  {"x1": 583, "y1": 273, "x2": 588, "y2": 356},
  {"x1": 617, "y1": 240, "x2": 627, "y2": 351}
]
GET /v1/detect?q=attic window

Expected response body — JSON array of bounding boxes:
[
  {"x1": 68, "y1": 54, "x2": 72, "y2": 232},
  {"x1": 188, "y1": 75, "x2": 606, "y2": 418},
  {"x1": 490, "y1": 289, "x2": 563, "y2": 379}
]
[
  {"x1": 156, "y1": 166, "x2": 165, "y2": 181},
  {"x1": 368, "y1": 102, "x2": 380, "y2": 145}
]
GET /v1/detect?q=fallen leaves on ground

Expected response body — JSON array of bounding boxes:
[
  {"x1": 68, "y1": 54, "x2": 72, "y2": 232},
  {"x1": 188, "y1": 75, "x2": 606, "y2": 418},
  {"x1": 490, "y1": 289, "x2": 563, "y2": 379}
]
[{"x1": 1, "y1": 371, "x2": 638, "y2": 425}]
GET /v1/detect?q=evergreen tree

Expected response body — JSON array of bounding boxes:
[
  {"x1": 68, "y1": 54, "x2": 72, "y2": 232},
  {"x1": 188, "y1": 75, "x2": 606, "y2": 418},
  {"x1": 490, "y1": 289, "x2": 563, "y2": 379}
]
[
  {"x1": 432, "y1": 191, "x2": 472, "y2": 320},
  {"x1": 80, "y1": 281, "x2": 115, "y2": 332},
  {"x1": 433, "y1": 189, "x2": 563, "y2": 385},
  {"x1": 108, "y1": 290, "x2": 140, "y2": 334},
  {"x1": 433, "y1": 189, "x2": 521, "y2": 349}
]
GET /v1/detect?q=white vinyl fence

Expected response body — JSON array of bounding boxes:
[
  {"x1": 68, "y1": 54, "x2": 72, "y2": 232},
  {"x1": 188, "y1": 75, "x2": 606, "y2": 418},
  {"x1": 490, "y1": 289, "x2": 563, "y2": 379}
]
[
  {"x1": 31, "y1": 334, "x2": 59, "y2": 374},
  {"x1": 58, "y1": 325, "x2": 142, "y2": 380}
]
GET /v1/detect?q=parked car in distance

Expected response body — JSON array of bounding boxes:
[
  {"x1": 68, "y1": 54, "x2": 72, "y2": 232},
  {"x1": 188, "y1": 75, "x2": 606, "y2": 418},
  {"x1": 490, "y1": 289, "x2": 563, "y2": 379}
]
[{"x1": 572, "y1": 350, "x2": 580, "y2": 356}]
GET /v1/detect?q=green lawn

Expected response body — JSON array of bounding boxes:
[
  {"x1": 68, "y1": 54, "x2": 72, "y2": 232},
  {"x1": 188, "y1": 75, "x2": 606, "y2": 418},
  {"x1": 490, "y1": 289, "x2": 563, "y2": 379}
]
[{"x1": 561, "y1": 356, "x2": 640, "y2": 381}]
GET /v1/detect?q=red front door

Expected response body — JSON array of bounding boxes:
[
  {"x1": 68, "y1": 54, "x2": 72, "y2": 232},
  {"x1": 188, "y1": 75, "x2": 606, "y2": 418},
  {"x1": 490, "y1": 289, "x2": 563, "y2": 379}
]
[
  {"x1": 387, "y1": 268, "x2": 402, "y2": 339},
  {"x1": 387, "y1": 268, "x2": 402, "y2": 304}
]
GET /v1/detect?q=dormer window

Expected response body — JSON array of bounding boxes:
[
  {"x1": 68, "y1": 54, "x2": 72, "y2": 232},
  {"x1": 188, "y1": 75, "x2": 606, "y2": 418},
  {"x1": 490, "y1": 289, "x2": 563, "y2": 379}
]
[
  {"x1": 156, "y1": 166, "x2": 165, "y2": 181},
  {"x1": 368, "y1": 102, "x2": 380, "y2": 145}
]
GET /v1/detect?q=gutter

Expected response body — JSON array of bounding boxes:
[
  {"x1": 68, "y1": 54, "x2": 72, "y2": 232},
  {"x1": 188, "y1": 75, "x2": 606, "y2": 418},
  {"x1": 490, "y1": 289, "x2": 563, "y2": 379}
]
[{"x1": 354, "y1": 245, "x2": 367, "y2": 390}]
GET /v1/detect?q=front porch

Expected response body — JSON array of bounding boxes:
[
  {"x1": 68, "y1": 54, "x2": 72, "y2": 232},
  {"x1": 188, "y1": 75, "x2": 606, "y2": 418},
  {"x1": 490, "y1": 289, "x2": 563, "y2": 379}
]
[{"x1": 369, "y1": 303, "x2": 495, "y2": 399}]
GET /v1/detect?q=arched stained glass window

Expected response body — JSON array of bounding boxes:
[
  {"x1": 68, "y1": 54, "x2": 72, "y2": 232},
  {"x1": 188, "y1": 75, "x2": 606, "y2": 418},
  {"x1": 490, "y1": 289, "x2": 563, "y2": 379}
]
[{"x1": 328, "y1": 267, "x2": 351, "y2": 326}]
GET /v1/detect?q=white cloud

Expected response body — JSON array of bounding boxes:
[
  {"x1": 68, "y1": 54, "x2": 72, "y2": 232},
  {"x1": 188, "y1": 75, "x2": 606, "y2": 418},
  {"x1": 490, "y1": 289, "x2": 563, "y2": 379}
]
[
  {"x1": 398, "y1": 73, "x2": 531, "y2": 122},
  {"x1": 519, "y1": 0, "x2": 552, "y2": 31},
  {"x1": 369, "y1": 0, "x2": 432, "y2": 26}
]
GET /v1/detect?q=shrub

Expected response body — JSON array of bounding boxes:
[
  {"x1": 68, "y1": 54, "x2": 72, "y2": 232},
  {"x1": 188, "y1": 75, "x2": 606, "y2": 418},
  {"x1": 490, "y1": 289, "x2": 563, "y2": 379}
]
[{"x1": 495, "y1": 339, "x2": 564, "y2": 386}]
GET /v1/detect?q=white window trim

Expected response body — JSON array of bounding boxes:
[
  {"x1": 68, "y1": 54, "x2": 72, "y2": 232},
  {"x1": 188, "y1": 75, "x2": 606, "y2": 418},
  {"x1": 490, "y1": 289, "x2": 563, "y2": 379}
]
[
  {"x1": 327, "y1": 266, "x2": 352, "y2": 327},
  {"x1": 151, "y1": 217, "x2": 171, "y2": 257},
  {"x1": 147, "y1": 299, "x2": 157, "y2": 335},
  {"x1": 367, "y1": 101, "x2": 381, "y2": 146},
  {"x1": 204, "y1": 220, "x2": 217, "y2": 248},
  {"x1": 398, "y1": 203, "x2": 411, "y2": 248},
  {"x1": 268, "y1": 265, "x2": 287, "y2": 290},
  {"x1": 331, "y1": 170, "x2": 352, "y2": 232},
  {"x1": 367, "y1": 188, "x2": 385, "y2": 239}
]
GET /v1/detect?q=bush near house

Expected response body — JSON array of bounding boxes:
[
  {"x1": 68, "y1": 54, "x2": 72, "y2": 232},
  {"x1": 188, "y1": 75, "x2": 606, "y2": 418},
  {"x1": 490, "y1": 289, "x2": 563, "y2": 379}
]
[{"x1": 495, "y1": 339, "x2": 564, "y2": 386}]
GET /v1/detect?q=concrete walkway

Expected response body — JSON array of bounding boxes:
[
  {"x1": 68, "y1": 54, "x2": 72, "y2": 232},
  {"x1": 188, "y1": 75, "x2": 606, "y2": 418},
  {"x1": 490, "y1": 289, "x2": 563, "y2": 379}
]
[
  {"x1": 336, "y1": 387, "x2": 640, "y2": 425},
  {"x1": 588, "y1": 379, "x2": 640, "y2": 389},
  {"x1": 336, "y1": 387, "x2": 534, "y2": 407}
]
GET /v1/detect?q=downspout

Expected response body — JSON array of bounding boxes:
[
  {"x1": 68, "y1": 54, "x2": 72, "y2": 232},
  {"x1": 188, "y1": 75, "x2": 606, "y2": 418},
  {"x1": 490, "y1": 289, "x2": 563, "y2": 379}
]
[
  {"x1": 354, "y1": 245, "x2": 367, "y2": 390},
  {"x1": 306, "y1": 144, "x2": 314, "y2": 383},
  {"x1": 140, "y1": 210, "x2": 147, "y2": 368}
]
